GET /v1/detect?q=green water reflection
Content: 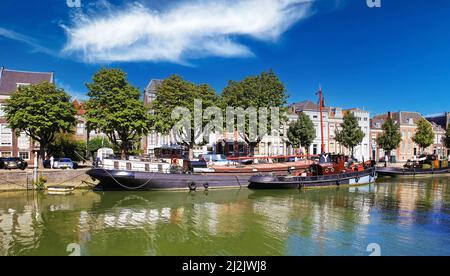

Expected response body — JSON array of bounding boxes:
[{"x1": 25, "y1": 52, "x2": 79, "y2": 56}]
[{"x1": 0, "y1": 177, "x2": 449, "y2": 256}]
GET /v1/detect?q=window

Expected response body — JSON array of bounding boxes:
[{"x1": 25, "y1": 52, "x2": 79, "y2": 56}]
[
  {"x1": 364, "y1": 117, "x2": 368, "y2": 121},
  {"x1": 313, "y1": 144, "x2": 318, "y2": 155},
  {"x1": 0, "y1": 124, "x2": 12, "y2": 146},
  {"x1": 149, "y1": 132, "x2": 158, "y2": 146},
  {"x1": 260, "y1": 142, "x2": 266, "y2": 155},
  {"x1": 76, "y1": 123, "x2": 85, "y2": 135},
  {"x1": 1, "y1": 152, "x2": 12, "y2": 158},
  {"x1": 16, "y1": 83, "x2": 30, "y2": 88},
  {"x1": 19, "y1": 152, "x2": 30, "y2": 160},
  {"x1": 18, "y1": 132, "x2": 30, "y2": 149},
  {"x1": 375, "y1": 123, "x2": 381, "y2": 128},
  {"x1": 313, "y1": 115, "x2": 318, "y2": 119},
  {"x1": 0, "y1": 103, "x2": 4, "y2": 117}
]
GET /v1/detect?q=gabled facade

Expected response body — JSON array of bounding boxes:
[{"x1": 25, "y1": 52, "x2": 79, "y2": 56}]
[
  {"x1": 288, "y1": 101, "x2": 371, "y2": 161},
  {"x1": 0, "y1": 67, "x2": 54, "y2": 164},
  {"x1": 370, "y1": 111, "x2": 448, "y2": 162},
  {"x1": 425, "y1": 112, "x2": 450, "y2": 130}
]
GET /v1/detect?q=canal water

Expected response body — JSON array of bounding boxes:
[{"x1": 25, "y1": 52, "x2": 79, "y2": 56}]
[{"x1": 0, "y1": 177, "x2": 449, "y2": 256}]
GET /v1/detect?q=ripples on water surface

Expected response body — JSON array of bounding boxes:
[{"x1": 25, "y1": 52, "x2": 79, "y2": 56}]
[{"x1": 0, "y1": 177, "x2": 449, "y2": 256}]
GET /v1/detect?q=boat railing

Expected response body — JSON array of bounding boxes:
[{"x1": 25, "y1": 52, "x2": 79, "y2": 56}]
[{"x1": 280, "y1": 167, "x2": 376, "y2": 182}]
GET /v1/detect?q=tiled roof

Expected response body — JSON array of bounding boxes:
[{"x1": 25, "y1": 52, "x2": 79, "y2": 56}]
[
  {"x1": 290, "y1": 100, "x2": 321, "y2": 112},
  {"x1": 73, "y1": 100, "x2": 86, "y2": 116},
  {"x1": 425, "y1": 112, "x2": 449, "y2": 130},
  {"x1": 371, "y1": 111, "x2": 424, "y2": 128},
  {"x1": 0, "y1": 68, "x2": 54, "y2": 95},
  {"x1": 145, "y1": 79, "x2": 163, "y2": 92}
]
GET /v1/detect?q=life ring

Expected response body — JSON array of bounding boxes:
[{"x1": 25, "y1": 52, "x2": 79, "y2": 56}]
[
  {"x1": 325, "y1": 168, "x2": 329, "y2": 173},
  {"x1": 336, "y1": 179, "x2": 341, "y2": 186},
  {"x1": 189, "y1": 182, "x2": 197, "y2": 191},
  {"x1": 331, "y1": 168, "x2": 335, "y2": 173},
  {"x1": 171, "y1": 158, "x2": 178, "y2": 165},
  {"x1": 203, "y1": 183, "x2": 209, "y2": 190}
]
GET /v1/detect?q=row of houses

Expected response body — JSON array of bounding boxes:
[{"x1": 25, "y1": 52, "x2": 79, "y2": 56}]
[{"x1": 0, "y1": 67, "x2": 449, "y2": 166}]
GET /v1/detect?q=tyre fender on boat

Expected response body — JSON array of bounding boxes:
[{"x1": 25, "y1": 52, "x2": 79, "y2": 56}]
[
  {"x1": 203, "y1": 182, "x2": 209, "y2": 190},
  {"x1": 189, "y1": 182, "x2": 197, "y2": 191},
  {"x1": 355, "y1": 176, "x2": 360, "y2": 183}
]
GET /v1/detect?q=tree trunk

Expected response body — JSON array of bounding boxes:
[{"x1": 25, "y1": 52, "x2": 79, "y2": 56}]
[
  {"x1": 188, "y1": 147, "x2": 194, "y2": 160},
  {"x1": 39, "y1": 146, "x2": 46, "y2": 169},
  {"x1": 249, "y1": 143, "x2": 257, "y2": 157}
]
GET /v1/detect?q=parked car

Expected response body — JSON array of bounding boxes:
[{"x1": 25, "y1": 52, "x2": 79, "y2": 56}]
[
  {"x1": 43, "y1": 159, "x2": 51, "y2": 169},
  {"x1": 53, "y1": 158, "x2": 78, "y2": 169},
  {"x1": 4, "y1": 157, "x2": 28, "y2": 170},
  {"x1": 0, "y1": 158, "x2": 5, "y2": 169}
]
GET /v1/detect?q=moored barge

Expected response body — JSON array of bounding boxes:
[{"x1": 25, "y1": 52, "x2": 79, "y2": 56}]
[
  {"x1": 87, "y1": 156, "x2": 313, "y2": 191},
  {"x1": 248, "y1": 155, "x2": 377, "y2": 189},
  {"x1": 377, "y1": 155, "x2": 449, "y2": 177}
]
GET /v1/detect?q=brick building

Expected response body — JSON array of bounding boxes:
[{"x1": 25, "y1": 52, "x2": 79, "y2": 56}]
[
  {"x1": 371, "y1": 111, "x2": 448, "y2": 162},
  {"x1": 0, "y1": 67, "x2": 54, "y2": 165}
]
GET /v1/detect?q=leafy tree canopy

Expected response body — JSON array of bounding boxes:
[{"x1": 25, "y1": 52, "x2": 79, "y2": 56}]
[
  {"x1": 220, "y1": 70, "x2": 288, "y2": 152},
  {"x1": 335, "y1": 112, "x2": 365, "y2": 157},
  {"x1": 287, "y1": 112, "x2": 316, "y2": 153},
  {"x1": 376, "y1": 117, "x2": 402, "y2": 155},
  {"x1": 412, "y1": 118, "x2": 435, "y2": 152},
  {"x1": 4, "y1": 81, "x2": 76, "y2": 166},
  {"x1": 48, "y1": 133, "x2": 86, "y2": 161},
  {"x1": 151, "y1": 75, "x2": 218, "y2": 157},
  {"x1": 85, "y1": 68, "x2": 151, "y2": 158}
]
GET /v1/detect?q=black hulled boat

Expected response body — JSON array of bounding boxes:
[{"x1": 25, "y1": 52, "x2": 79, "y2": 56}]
[
  {"x1": 248, "y1": 154, "x2": 377, "y2": 189},
  {"x1": 377, "y1": 155, "x2": 449, "y2": 177}
]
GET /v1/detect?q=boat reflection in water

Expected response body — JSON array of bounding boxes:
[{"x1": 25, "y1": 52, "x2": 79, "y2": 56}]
[{"x1": 0, "y1": 177, "x2": 449, "y2": 256}]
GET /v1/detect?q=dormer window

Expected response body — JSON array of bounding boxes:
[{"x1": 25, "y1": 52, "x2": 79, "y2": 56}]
[
  {"x1": 408, "y1": 118, "x2": 414, "y2": 125},
  {"x1": 16, "y1": 83, "x2": 30, "y2": 88}
]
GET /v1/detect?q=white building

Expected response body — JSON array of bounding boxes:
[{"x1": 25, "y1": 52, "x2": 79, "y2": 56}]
[{"x1": 289, "y1": 101, "x2": 371, "y2": 161}]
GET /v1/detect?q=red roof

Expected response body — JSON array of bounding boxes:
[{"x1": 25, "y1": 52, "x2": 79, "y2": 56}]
[
  {"x1": 73, "y1": 100, "x2": 86, "y2": 116},
  {"x1": 0, "y1": 67, "x2": 54, "y2": 95}
]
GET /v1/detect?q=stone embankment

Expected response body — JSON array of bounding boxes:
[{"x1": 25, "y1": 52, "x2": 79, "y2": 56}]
[{"x1": 0, "y1": 168, "x2": 94, "y2": 191}]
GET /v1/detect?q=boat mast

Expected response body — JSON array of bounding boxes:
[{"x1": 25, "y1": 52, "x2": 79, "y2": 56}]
[{"x1": 318, "y1": 87, "x2": 325, "y2": 154}]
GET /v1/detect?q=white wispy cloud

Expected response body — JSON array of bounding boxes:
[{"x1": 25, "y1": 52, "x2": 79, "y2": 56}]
[
  {"x1": 62, "y1": 0, "x2": 314, "y2": 64},
  {"x1": 0, "y1": 27, "x2": 56, "y2": 56}
]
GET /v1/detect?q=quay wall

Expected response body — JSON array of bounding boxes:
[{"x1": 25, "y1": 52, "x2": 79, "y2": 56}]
[{"x1": 0, "y1": 169, "x2": 94, "y2": 191}]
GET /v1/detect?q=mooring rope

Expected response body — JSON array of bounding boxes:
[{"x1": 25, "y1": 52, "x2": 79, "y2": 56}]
[{"x1": 74, "y1": 151, "x2": 156, "y2": 191}]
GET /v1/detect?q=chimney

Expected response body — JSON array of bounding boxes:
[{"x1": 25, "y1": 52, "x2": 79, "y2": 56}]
[{"x1": 388, "y1": 111, "x2": 392, "y2": 119}]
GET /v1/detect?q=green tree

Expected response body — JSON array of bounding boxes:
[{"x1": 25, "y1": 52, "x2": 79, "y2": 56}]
[
  {"x1": 376, "y1": 118, "x2": 402, "y2": 159},
  {"x1": 4, "y1": 82, "x2": 76, "y2": 168},
  {"x1": 48, "y1": 133, "x2": 86, "y2": 161},
  {"x1": 220, "y1": 70, "x2": 288, "y2": 155},
  {"x1": 287, "y1": 112, "x2": 316, "y2": 154},
  {"x1": 85, "y1": 68, "x2": 151, "y2": 159},
  {"x1": 412, "y1": 118, "x2": 435, "y2": 154},
  {"x1": 335, "y1": 112, "x2": 365, "y2": 158},
  {"x1": 87, "y1": 136, "x2": 113, "y2": 158},
  {"x1": 444, "y1": 128, "x2": 450, "y2": 150},
  {"x1": 151, "y1": 75, "x2": 218, "y2": 159}
]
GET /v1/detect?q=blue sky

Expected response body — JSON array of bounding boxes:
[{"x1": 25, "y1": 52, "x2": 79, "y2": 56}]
[{"x1": 0, "y1": 0, "x2": 449, "y2": 116}]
